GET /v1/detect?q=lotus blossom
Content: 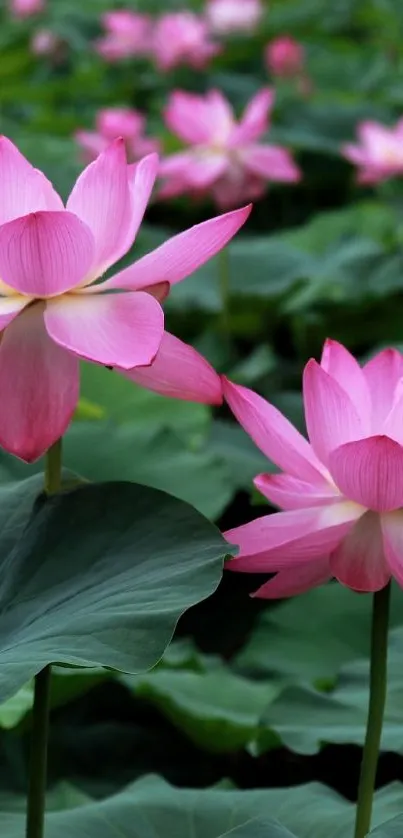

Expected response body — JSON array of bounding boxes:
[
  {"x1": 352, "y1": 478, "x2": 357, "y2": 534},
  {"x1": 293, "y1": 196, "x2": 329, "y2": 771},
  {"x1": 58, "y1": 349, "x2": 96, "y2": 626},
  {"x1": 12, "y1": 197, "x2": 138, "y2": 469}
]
[
  {"x1": 342, "y1": 120, "x2": 403, "y2": 185},
  {"x1": 75, "y1": 108, "x2": 160, "y2": 164},
  {"x1": 159, "y1": 88, "x2": 301, "y2": 209},
  {"x1": 95, "y1": 11, "x2": 151, "y2": 62},
  {"x1": 152, "y1": 12, "x2": 219, "y2": 71},
  {"x1": 0, "y1": 136, "x2": 250, "y2": 462},
  {"x1": 265, "y1": 36, "x2": 305, "y2": 78},
  {"x1": 205, "y1": 0, "x2": 263, "y2": 35},
  {"x1": 9, "y1": 0, "x2": 44, "y2": 17},
  {"x1": 224, "y1": 340, "x2": 403, "y2": 597},
  {"x1": 31, "y1": 28, "x2": 62, "y2": 59}
]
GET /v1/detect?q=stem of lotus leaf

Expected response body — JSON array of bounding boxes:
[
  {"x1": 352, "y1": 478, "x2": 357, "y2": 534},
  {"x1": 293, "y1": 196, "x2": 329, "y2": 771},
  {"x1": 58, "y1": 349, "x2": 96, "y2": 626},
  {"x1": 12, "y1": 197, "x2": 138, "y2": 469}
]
[
  {"x1": 354, "y1": 581, "x2": 391, "y2": 838},
  {"x1": 26, "y1": 438, "x2": 62, "y2": 838}
]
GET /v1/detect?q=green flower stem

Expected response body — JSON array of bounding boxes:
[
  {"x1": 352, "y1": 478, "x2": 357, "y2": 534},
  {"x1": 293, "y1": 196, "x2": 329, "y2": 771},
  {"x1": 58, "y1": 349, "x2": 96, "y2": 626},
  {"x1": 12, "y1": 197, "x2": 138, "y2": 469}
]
[
  {"x1": 26, "y1": 439, "x2": 62, "y2": 838},
  {"x1": 219, "y1": 246, "x2": 231, "y2": 335},
  {"x1": 354, "y1": 582, "x2": 391, "y2": 838}
]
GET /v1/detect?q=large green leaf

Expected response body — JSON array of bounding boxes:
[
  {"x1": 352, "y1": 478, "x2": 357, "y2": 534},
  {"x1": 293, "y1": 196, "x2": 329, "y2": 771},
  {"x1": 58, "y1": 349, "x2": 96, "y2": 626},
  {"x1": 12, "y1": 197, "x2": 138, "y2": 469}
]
[
  {"x1": 219, "y1": 821, "x2": 297, "y2": 838},
  {"x1": 0, "y1": 478, "x2": 229, "y2": 701},
  {"x1": 371, "y1": 814, "x2": 403, "y2": 836},
  {"x1": 1, "y1": 776, "x2": 403, "y2": 838}
]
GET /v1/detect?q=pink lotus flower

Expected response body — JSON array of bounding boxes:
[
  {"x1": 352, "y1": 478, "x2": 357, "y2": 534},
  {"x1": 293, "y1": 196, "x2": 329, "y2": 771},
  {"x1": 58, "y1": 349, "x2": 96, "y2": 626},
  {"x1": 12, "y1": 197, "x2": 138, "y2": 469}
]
[
  {"x1": 75, "y1": 108, "x2": 160, "y2": 164},
  {"x1": 152, "y1": 12, "x2": 219, "y2": 71},
  {"x1": 9, "y1": 0, "x2": 44, "y2": 17},
  {"x1": 0, "y1": 136, "x2": 250, "y2": 462},
  {"x1": 31, "y1": 28, "x2": 62, "y2": 58},
  {"x1": 95, "y1": 10, "x2": 151, "y2": 62},
  {"x1": 224, "y1": 340, "x2": 403, "y2": 597},
  {"x1": 205, "y1": 0, "x2": 263, "y2": 34},
  {"x1": 159, "y1": 88, "x2": 301, "y2": 209},
  {"x1": 342, "y1": 120, "x2": 403, "y2": 185},
  {"x1": 265, "y1": 36, "x2": 305, "y2": 78}
]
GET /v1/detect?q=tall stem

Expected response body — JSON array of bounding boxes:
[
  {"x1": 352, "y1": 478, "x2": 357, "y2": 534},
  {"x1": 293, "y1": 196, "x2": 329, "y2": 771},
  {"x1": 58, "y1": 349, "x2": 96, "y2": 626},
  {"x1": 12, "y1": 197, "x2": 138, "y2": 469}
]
[
  {"x1": 26, "y1": 439, "x2": 62, "y2": 838},
  {"x1": 219, "y1": 247, "x2": 231, "y2": 335},
  {"x1": 354, "y1": 582, "x2": 391, "y2": 838}
]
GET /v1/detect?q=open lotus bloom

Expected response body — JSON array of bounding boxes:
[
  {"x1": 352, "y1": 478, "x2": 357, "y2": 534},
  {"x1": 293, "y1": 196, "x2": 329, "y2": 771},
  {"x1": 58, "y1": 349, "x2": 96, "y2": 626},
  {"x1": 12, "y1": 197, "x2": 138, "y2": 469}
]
[
  {"x1": 94, "y1": 10, "x2": 151, "y2": 62},
  {"x1": 224, "y1": 340, "x2": 403, "y2": 597},
  {"x1": 265, "y1": 36, "x2": 305, "y2": 78},
  {"x1": 159, "y1": 88, "x2": 301, "y2": 210},
  {"x1": 75, "y1": 107, "x2": 160, "y2": 164},
  {"x1": 342, "y1": 119, "x2": 403, "y2": 184},
  {"x1": 205, "y1": 0, "x2": 263, "y2": 35},
  {"x1": 31, "y1": 28, "x2": 62, "y2": 58},
  {"x1": 0, "y1": 137, "x2": 250, "y2": 462},
  {"x1": 9, "y1": 0, "x2": 44, "y2": 16},
  {"x1": 152, "y1": 12, "x2": 219, "y2": 71}
]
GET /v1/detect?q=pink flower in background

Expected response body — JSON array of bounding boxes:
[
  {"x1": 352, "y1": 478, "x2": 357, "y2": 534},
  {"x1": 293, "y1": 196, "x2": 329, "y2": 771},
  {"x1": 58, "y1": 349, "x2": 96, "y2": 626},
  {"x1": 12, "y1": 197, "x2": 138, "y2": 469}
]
[
  {"x1": 0, "y1": 136, "x2": 250, "y2": 462},
  {"x1": 152, "y1": 12, "x2": 219, "y2": 71},
  {"x1": 75, "y1": 107, "x2": 160, "y2": 164},
  {"x1": 9, "y1": 0, "x2": 44, "y2": 17},
  {"x1": 265, "y1": 36, "x2": 305, "y2": 78},
  {"x1": 95, "y1": 10, "x2": 151, "y2": 62},
  {"x1": 342, "y1": 120, "x2": 403, "y2": 184},
  {"x1": 159, "y1": 88, "x2": 300, "y2": 209},
  {"x1": 205, "y1": 0, "x2": 263, "y2": 35},
  {"x1": 31, "y1": 28, "x2": 62, "y2": 58},
  {"x1": 224, "y1": 340, "x2": 403, "y2": 597}
]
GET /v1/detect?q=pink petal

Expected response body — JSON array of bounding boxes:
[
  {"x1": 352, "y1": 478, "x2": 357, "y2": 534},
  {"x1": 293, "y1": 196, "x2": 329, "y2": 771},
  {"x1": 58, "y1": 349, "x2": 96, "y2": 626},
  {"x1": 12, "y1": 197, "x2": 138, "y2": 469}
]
[
  {"x1": 252, "y1": 558, "x2": 331, "y2": 599},
  {"x1": 330, "y1": 511, "x2": 390, "y2": 592},
  {"x1": 0, "y1": 295, "x2": 32, "y2": 332},
  {"x1": 159, "y1": 151, "x2": 227, "y2": 188},
  {"x1": 0, "y1": 211, "x2": 95, "y2": 297},
  {"x1": 381, "y1": 510, "x2": 403, "y2": 587},
  {"x1": 0, "y1": 303, "x2": 79, "y2": 462},
  {"x1": 0, "y1": 136, "x2": 63, "y2": 225},
  {"x1": 329, "y1": 435, "x2": 403, "y2": 512},
  {"x1": 230, "y1": 89, "x2": 274, "y2": 146},
  {"x1": 303, "y1": 359, "x2": 365, "y2": 466},
  {"x1": 222, "y1": 378, "x2": 326, "y2": 483},
  {"x1": 164, "y1": 91, "x2": 216, "y2": 144},
  {"x1": 118, "y1": 331, "x2": 222, "y2": 404},
  {"x1": 363, "y1": 349, "x2": 403, "y2": 432},
  {"x1": 66, "y1": 139, "x2": 131, "y2": 277},
  {"x1": 99, "y1": 204, "x2": 251, "y2": 293},
  {"x1": 44, "y1": 290, "x2": 164, "y2": 369},
  {"x1": 241, "y1": 145, "x2": 301, "y2": 182},
  {"x1": 224, "y1": 502, "x2": 363, "y2": 572},
  {"x1": 320, "y1": 339, "x2": 371, "y2": 428},
  {"x1": 113, "y1": 154, "x2": 159, "y2": 260},
  {"x1": 254, "y1": 472, "x2": 340, "y2": 510}
]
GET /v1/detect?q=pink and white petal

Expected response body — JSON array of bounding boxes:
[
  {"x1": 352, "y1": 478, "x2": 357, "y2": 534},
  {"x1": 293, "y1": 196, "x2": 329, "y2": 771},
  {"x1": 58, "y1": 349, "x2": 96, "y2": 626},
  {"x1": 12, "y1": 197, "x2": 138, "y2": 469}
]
[
  {"x1": 329, "y1": 435, "x2": 403, "y2": 513},
  {"x1": 164, "y1": 91, "x2": 216, "y2": 145},
  {"x1": 254, "y1": 472, "x2": 340, "y2": 510},
  {"x1": 331, "y1": 511, "x2": 390, "y2": 592},
  {"x1": 241, "y1": 145, "x2": 301, "y2": 182},
  {"x1": 224, "y1": 502, "x2": 363, "y2": 571},
  {"x1": 44, "y1": 290, "x2": 164, "y2": 370},
  {"x1": 303, "y1": 359, "x2": 365, "y2": 466},
  {"x1": 381, "y1": 510, "x2": 403, "y2": 588},
  {"x1": 363, "y1": 349, "x2": 403, "y2": 432},
  {"x1": 0, "y1": 136, "x2": 63, "y2": 224},
  {"x1": 0, "y1": 295, "x2": 32, "y2": 332},
  {"x1": 320, "y1": 339, "x2": 371, "y2": 428},
  {"x1": 66, "y1": 139, "x2": 131, "y2": 277},
  {"x1": 251, "y1": 558, "x2": 331, "y2": 599},
  {"x1": 117, "y1": 331, "x2": 222, "y2": 404},
  {"x1": 223, "y1": 378, "x2": 326, "y2": 483},
  {"x1": 0, "y1": 303, "x2": 79, "y2": 462},
  {"x1": 99, "y1": 204, "x2": 251, "y2": 293},
  {"x1": 111, "y1": 154, "x2": 159, "y2": 263},
  {"x1": 229, "y1": 89, "x2": 274, "y2": 146},
  {"x1": 0, "y1": 211, "x2": 95, "y2": 297}
]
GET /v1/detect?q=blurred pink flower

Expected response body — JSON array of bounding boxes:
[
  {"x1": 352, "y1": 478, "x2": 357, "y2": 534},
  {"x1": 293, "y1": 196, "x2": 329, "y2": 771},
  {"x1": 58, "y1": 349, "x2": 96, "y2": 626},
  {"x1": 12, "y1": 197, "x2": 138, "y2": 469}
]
[
  {"x1": 159, "y1": 88, "x2": 301, "y2": 209},
  {"x1": 265, "y1": 35, "x2": 305, "y2": 78},
  {"x1": 9, "y1": 0, "x2": 44, "y2": 17},
  {"x1": 342, "y1": 120, "x2": 403, "y2": 184},
  {"x1": 0, "y1": 136, "x2": 250, "y2": 462},
  {"x1": 152, "y1": 12, "x2": 219, "y2": 71},
  {"x1": 223, "y1": 340, "x2": 403, "y2": 597},
  {"x1": 31, "y1": 28, "x2": 62, "y2": 58},
  {"x1": 95, "y1": 10, "x2": 151, "y2": 62},
  {"x1": 205, "y1": 0, "x2": 263, "y2": 34},
  {"x1": 75, "y1": 107, "x2": 160, "y2": 164}
]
